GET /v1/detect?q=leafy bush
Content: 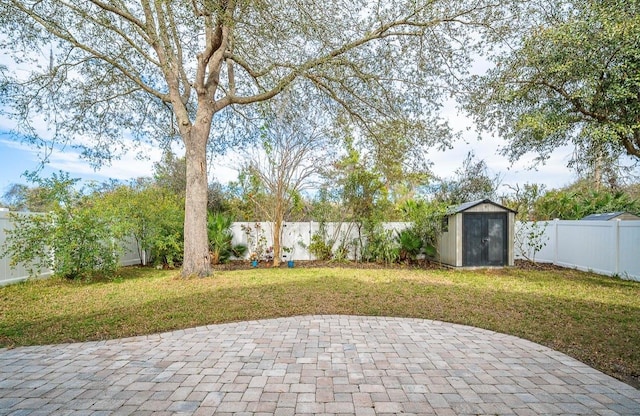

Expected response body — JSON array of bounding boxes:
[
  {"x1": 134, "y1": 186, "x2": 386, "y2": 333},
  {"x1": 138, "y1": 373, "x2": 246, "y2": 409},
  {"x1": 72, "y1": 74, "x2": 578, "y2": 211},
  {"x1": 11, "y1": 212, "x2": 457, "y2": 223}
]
[
  {"x1": 308, "y1": 232, "x2": 334, "y2": 261},
  {"x1": 362, "y1": 227, "x2": 399, "y2": 264},
  {"x1": 396, "y1": 228, "x2": 423, "y2": 262},
  {"x1": 150, "y1": 229, "x2": 183, "y2": 269},
  {"x1": 332, "y1": 242, "x2": 351, "y2": 262},
  {"x1": 1, "y1": 173, "x2": 121, "y2": 279},
  {"x1": 532, "y1": 184, "x2": 640, "y2": 220},
  {"x1": 96, "y1": 183, "x2": 184, "y2": 268},
  {"x1": 231, "y1": 243, "x2": 248, "y2": 259},
  {"x1": 399, "y1": 199, "x2": 448, "y2": 259}
]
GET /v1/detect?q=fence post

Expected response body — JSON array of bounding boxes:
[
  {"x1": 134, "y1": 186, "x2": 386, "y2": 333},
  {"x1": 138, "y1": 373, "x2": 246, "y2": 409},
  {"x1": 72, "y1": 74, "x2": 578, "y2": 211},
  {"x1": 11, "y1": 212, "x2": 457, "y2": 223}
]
[
  {"x1": 615, "y1": 219, "x2": 620, "y2": 276},
  {"x1": 553, "y1": 219, "x2": 559, "y2": 265}
]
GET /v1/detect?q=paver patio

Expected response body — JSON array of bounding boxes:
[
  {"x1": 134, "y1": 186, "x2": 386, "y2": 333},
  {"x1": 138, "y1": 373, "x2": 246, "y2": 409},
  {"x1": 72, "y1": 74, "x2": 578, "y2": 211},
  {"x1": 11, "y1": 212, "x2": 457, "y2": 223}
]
[{"x1": 0, "y1": 315, "x2": 638, "y2": 415}]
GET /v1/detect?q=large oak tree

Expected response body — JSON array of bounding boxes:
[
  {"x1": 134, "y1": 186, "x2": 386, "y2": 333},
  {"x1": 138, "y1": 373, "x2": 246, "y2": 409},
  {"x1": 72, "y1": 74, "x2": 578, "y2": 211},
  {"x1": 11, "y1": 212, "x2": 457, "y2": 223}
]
[
  {"x1": 0, "y1": 0, "x2": 518, "y2": 276},
  {"x1": 465, "y1": 0, "x2": 640, "y2": 173}
]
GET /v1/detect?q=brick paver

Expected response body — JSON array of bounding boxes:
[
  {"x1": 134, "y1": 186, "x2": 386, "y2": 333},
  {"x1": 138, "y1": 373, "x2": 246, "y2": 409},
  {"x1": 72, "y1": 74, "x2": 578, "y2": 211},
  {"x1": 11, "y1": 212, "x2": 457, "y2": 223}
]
[{"x1": 0, "y1": 316, "x2": 638, "y2": 415}]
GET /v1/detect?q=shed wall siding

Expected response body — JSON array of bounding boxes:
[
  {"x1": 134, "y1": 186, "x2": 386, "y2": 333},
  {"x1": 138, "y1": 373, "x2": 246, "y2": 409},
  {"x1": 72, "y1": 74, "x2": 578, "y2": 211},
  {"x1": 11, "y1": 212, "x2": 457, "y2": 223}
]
[{"x1": 438, "y1": 216, "x2": 456, "y2": 266}]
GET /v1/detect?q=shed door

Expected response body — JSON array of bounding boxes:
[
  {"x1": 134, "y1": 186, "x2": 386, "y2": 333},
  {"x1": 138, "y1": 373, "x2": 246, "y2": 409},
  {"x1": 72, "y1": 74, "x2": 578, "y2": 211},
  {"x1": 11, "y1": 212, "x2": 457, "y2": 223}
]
[{"x1": 463, "y1": 213, "x2": 507, "y2": 266}]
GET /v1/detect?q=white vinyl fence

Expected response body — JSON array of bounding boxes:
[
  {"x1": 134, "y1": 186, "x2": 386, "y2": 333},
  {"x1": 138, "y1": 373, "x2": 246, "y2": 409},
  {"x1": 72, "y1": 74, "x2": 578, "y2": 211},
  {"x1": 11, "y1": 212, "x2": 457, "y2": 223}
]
[
  {"x1": 4, "y1": 209, "x2": 639, "y2": 285},
  {"x1": 1, "y1": 213, "x2": 407, "y2": 286},
  {"x1": 515, "y1": 220, "x2": 640, "y2": 281},
  {"x1": 0, "y1": 209, "x2": 143, "y2": 286},
  {"x1": 230, "y1": 221, "x2": 411, "y2": 262}
]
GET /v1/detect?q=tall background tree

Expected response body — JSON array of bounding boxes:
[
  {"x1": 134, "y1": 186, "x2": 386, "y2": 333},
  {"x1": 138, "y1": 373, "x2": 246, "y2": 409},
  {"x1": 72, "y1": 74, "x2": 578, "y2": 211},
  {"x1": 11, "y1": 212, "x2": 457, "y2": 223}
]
[
  {"x1": 465, "y1": 0, "x2": 640, "y2": 184},
  {"x1": 1, "y1": 183, "x2": 54, "y2": 212},
  {"x1": 0, "y1": 0, "x2": 521, "y2": 276},
  {"x1": 432, "y1": 152, "x2": 501, "y2": 205},
  {"x1": 242, "y1": 105, "x2": 327, "y2": 266},
  {"x1": 153, "y1": 150, "x2": 187, "y2": 199},
  {"x1": 331, "y1": 138, "x2": 392, "y2": 253}
]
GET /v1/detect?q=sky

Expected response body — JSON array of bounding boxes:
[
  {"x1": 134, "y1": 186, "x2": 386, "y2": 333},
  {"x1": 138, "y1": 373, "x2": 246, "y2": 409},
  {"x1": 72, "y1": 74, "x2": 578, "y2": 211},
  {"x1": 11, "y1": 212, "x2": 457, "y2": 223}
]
[{"x1": 0, "y1": 114, "x2": 579, "y2": 198}]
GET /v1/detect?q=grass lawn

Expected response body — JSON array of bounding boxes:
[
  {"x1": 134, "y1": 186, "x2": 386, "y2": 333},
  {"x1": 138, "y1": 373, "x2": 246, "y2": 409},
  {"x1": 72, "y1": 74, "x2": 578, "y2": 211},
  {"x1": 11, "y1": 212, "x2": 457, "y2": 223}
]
[{"x1": 0, "y1": 265, "x2": 638, "y2": 388}]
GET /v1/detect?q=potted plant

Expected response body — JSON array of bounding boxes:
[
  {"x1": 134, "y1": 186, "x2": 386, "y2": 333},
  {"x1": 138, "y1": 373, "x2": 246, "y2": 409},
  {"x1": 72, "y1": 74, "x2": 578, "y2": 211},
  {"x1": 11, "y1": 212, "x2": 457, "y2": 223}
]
[
  {"x1": 242, "y1": 223, "x2": 268, "y2": 267},
  {"x1": 282, "y1": 246, "x2": 294, "y2": 268},
  {"x1": 249, "y1": 252, "x2": 259, "y2": 267}
]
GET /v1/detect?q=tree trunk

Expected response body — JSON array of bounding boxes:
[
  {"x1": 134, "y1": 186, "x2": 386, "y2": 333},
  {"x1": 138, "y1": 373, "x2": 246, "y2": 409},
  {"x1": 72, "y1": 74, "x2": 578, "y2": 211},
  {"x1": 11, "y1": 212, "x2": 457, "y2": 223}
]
[
  {"x1": 272, "y1": 214, "x2": 282, "y2": 267},
  {"x1": 181, "y1": 121, "x2": 212, "y2": 277},
  {"x1": 272, "y1": 196, "x2": 285, "y2": 267}
]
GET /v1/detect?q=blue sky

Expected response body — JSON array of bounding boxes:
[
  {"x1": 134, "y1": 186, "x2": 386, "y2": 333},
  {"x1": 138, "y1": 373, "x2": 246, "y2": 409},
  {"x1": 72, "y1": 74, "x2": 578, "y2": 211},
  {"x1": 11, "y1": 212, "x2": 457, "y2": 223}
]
[
  {"x1": 0, "y1": 130, "x2": 243, "y2": 194},
  {"x1": 0, "y1": 124, "x2": 579, "y2": 199},
  {"x1": 0, "y1": 136, "x2": 160, "y2": 191}
]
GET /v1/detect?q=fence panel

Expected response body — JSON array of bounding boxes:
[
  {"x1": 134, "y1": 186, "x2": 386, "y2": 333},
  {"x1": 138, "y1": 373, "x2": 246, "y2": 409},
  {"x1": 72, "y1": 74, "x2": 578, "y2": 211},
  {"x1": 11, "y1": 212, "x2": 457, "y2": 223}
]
[
  {"x1": 119, "y1": 236, "x2": 144, "y2": 267},
  {"x1": 618, "y1": 222, "x2": 640, "y2": 280},
  {"x1": 556, "y1": 221, "x2": 617, "y2": 276},
  {"x1": 516, "y1": 220, "x2": 640, "y2": 281},
  {"x1": 229, "y1": 221, "x2": 411, "y2": 261},
  {"x1": 514, "y1": 221, "x2": 555, "y2": 262},
  {"x1": 7, "y1": 214, "x2": 635, "y2": 284},
  {"x1": 282, "y1": 222, "x2": 312, "y2": 261}
]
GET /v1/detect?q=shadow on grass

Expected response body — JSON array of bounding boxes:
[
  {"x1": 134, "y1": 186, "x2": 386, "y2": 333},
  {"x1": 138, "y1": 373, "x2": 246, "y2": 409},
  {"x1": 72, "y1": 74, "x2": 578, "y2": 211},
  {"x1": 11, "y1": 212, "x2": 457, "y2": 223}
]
[{"x1": 2, "y1": 273, "x2": 639, "y2": 388}]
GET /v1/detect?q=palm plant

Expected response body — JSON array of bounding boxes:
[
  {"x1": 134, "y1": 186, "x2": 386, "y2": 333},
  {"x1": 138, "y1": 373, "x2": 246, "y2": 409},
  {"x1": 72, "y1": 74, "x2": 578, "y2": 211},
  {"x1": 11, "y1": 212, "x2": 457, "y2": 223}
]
[
  {"x1": 207, "y1": 213, "x2": 247, "y2": 264},
  {"x1": 396, "y1": 229, "x2": 424, "y2": 262}
]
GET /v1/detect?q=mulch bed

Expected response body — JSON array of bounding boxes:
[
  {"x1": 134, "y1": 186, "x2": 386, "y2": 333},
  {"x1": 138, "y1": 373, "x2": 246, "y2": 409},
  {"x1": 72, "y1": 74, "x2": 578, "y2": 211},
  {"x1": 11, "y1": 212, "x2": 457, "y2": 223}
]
[{"x1": 211, "y1": 259, "x2": 561, "y2": 272}]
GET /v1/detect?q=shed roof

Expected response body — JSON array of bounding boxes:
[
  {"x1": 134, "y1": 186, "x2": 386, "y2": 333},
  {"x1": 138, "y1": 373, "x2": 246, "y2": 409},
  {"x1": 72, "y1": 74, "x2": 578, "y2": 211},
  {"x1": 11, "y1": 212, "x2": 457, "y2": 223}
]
[
  {"x1": 581, "y1": 212, "x2": 640, "y2": 221},
  {"x1": 447, "y1": 199, "x2": 517, "y2": 215}
]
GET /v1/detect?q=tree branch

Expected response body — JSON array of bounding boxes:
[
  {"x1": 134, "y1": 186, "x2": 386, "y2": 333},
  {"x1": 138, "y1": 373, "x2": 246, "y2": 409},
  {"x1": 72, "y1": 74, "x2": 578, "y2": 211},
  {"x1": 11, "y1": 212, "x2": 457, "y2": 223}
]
[{"x1": 8, "y1": 0, "x2": 169, "y2": 102}]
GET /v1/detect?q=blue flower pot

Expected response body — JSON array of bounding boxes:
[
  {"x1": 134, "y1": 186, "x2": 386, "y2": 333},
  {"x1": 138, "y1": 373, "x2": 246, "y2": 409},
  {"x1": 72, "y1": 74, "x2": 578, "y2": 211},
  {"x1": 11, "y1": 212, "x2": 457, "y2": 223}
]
[
  {"x1": 287, "y1": 260, "x2": 294, "y2": 268},
  {"x1": 251, "y1": 260, "x2": 258, "y2": 267}
]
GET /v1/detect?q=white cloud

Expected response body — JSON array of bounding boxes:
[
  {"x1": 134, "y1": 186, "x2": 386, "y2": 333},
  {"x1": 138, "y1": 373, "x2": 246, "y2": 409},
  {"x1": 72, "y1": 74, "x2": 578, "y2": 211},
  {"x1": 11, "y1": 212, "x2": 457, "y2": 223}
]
[
  {"x1": 49, "y1": 148, "x2": 159, "y2": 180},
  {"x1": 0, "y1": 137, "x2": 161, "y2": 181},
  {"x1": 434, "y1": 97, "x2": 577, "y2": 191},
  {"x1": 0, "y1": 138, "x2": 36, "y2": 153}
]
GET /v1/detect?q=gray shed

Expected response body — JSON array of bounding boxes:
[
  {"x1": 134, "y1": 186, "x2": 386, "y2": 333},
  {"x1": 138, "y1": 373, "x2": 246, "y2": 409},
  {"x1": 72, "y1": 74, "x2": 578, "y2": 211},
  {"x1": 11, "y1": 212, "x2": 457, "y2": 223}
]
[
  {"x1": 437, "y1": 199, "x2": 517, "y2": 267},
  {"x1": 581, "y1": 212, "x2": 640, "y2": 221}
]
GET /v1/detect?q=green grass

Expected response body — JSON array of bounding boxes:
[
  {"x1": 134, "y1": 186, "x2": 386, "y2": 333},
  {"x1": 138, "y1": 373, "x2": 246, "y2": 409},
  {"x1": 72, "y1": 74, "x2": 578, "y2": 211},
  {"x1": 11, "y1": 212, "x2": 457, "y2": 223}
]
[{"x1": 1, "y1": 265, "x2": 639, "y2": 388}]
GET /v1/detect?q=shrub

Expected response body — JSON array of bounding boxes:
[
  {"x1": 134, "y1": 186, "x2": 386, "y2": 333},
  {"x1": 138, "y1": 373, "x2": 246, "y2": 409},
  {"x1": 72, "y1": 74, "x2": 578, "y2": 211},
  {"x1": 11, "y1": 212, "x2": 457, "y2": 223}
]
[
  {"x1": 399, "y1": 199, "x2": 448, "y2": 259},
  {"x1": 362, "y1": 227, "x2": 399, "y2": 264},
  {"x1": 396, "y1": 228, "x2": 423, "y2": 262},
  {"x1": 150, "y1": 227, "x2": 183, "y2": 269},
  {"x1": 208, "y1": 212, "x2": 247, "y2": 264},
  {"x1": 308, "y1": 232, "x2": 334, "y2": 261},
  {"x1": 96, "y1": 183, "x2": 185, "y2": 268},
  {"x1": 1, "y1": 173, "x2": 121, "y2": 279}
]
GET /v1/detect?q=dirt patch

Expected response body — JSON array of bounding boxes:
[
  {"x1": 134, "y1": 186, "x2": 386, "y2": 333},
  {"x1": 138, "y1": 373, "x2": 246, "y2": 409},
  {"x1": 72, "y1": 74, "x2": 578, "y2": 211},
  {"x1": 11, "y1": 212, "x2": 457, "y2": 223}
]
[{"x1": 514, "y1": 259, "x2": 569, "y2": 271}]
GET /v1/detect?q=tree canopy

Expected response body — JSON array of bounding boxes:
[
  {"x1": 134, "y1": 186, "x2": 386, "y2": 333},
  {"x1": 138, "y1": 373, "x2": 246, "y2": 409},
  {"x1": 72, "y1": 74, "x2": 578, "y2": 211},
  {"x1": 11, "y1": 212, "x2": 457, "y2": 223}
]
[
  {"x1": 0, "y1": 0, "x2": 522, "y2": 276},
  {"x1": 465, "y1": 0, "x2": 640, "y2": 173},
  {"x1": 432, "y1": 152, "x2": 501, "y2": 205}
]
